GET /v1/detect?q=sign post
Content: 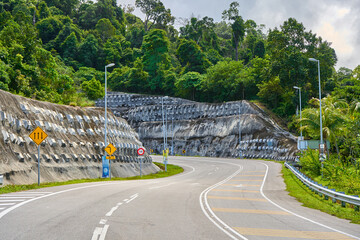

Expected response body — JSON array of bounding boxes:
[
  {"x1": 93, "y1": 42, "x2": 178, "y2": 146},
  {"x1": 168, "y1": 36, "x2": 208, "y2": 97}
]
[
  {"x1": 137, "y1": 147, "x2": 145, "y2": 177},
  {"x1": 104, "y1": 143, "x2": 116, "y2": 180},
  {"x1": 29, "y1": 126, "x2": 48, "y2": 185},
  {"x1": 163, "y1": 148, "x2": 169, "y2": 172}
]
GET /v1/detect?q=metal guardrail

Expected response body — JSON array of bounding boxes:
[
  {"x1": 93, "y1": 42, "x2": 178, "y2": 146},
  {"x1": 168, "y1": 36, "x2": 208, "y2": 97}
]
[{"x1": 285, "y1": 162, "x2": 360, "y2": 210}]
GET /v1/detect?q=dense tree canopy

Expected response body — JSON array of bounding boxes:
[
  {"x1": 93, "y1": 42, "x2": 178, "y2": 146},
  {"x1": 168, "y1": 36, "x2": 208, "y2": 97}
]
[{"x1": 0, "y1": 0, "x2": 355, "y2": 117}]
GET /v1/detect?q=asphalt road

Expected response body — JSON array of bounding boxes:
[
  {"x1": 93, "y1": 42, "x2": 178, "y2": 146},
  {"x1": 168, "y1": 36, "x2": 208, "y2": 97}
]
[{"x1": 0, "y1": 156, "x2": 359, "y2": 240}]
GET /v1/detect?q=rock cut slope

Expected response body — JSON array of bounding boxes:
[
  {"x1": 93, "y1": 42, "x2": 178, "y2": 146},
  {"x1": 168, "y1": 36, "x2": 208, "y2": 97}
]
[
  {"x1": 0, "y1": 90, "x2": 158, "y2": 185},
  {"x1": 96, "y1": 93, "x2": 298, "y2": 160}
]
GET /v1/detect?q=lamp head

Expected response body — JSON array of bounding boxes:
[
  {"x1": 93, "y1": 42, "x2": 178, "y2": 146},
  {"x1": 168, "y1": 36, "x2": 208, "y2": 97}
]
[
  {"x1": 309, "y1": 58, "x2": 318, "y2": 62},
  {"x1": 293, "y1": 86, "x2": 300, "y2": 90},
  {"x1": 106, "y1": 63, "x2": 115, "y2": 68}
]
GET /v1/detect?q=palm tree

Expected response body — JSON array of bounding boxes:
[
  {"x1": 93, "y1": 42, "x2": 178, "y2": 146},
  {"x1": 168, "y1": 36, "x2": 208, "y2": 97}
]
[{"x1": 299, "y1": 96, "x2": 348, "y2": 158}]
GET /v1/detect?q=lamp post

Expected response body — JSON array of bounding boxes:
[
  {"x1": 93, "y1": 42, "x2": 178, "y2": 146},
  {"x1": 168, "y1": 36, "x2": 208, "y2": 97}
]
[
  {"x1": 162, "y1": 96, "x2": 168, "y2": 171},
  {"x1": 293, "y1": 86, "x2": 302, "y2": 149},
  {"x1": 105, "y1": 63, "x2": 115, "y2": 179},
  {"x1": 171, "y1": 105, "x2": 174, "y2": 156},
  {"x1": 309, "y1": 58, "x2": 325, "y2": 176},
  {"x1": 238, "y1": 102, "x2": 242, "y2": 158}
]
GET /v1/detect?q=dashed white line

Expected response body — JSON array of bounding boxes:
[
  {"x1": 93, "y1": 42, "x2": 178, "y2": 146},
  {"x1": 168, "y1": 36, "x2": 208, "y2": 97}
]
[
  {"x1": 149, "y1": 183, "x2": 175, "y2": 189},
  {"x1": 105, "y1": 206, "x2": 119, "y2": 217},
  {"x1": 99, "y1": 219, "x2": 107, "y2": 225},
  {"x1": 99, "y1": 225, "x2": 109, "y2": 240}
]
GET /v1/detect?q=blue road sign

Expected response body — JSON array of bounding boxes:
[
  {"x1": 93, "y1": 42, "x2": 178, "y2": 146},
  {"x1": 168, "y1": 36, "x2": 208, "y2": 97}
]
[{"x1": 102, "y1": 156, "x2": 109, "y2": 178}]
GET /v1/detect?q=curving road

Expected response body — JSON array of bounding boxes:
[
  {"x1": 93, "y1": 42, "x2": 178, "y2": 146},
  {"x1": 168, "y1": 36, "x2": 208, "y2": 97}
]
[{"x1": 0, "y1": 156, "x2": 359, "y2": 240}]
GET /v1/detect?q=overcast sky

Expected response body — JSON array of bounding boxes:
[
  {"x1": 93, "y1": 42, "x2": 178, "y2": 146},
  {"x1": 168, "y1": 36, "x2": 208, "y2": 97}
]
[{"x1": 117, "y1": 0, "x2": 360, "y2": 70}]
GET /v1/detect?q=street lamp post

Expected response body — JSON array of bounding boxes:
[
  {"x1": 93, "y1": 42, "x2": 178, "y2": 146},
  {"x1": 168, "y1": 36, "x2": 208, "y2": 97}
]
[
  {"x1": 293, "y1": 86, "x2": 302, "y2": 149},
  {"x1": 309, "y1": 58, "x2": 325, "y2": 176},
  {"x1": 171, "y1": 105, "x2": 174, "y2": 156},
  {"x1": 105, "y1": 63, "x2": 115, "y2": 179},
  {"x1": 162, "y1": 96, "x2": 168, "y2": 171},
  {"x1": 238, "y1": 102, "x2": 242, "y2": 158}
]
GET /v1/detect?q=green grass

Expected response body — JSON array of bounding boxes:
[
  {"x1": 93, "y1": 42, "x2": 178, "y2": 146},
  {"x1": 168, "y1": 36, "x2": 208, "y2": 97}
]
[
  {"x1": 282, "y1": 165, "x2": 360, "y2": 224},
  {"x1": 0, "y1": 162, "x2": 183, "y2": 194}
]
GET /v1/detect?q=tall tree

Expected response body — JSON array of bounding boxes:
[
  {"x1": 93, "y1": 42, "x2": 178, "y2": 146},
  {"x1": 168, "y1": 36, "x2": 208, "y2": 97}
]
[
  {"x1": 141, "y1": 29, "x2": 171, "y2": 92},
  {"x1": 222, "y1": 1, "x2": 245, "y2": 61},
  {"x1": 135, "y1": 0, "x2": 174, "y2": 32}
]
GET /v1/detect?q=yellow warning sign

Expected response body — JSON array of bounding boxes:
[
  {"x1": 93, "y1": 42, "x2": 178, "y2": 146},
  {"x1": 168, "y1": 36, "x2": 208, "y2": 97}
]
[
  {"x1": 105, "y1": 143, "x2": 116, "y2": 155},
  {"x1": 29, "y1": 126, "x2": 48, "y2": 146}
]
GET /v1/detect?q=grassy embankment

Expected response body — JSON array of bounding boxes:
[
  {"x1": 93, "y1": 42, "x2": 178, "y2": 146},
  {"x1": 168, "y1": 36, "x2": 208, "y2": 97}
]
[
  {"x1": 0, "y1": 162, "x2": 183, "y2": 194},
  {"x1": 282, "y1": 164, "x2": 360, "y2": 224}
]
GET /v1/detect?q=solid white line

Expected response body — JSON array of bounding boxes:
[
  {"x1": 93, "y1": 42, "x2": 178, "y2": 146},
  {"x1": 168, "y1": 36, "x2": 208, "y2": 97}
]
[
  {"x1": 0, "y1": 203, "x2": 15, "y2": 206},
  {"x1": 0, "y1": 200, "x2": 24, "y2": 202},
  {"x1": 117, "y1": 202, "x2": 123, "y2": 206},
  {"x1": 91, "y1": 227, "x2": 102, "y2": 240},
  {"x1": 123, "y1": 199, "x2": 129, "y2": 202},
  {"x1": 2, "y1": 193, "x2": 47, "y2": 195},
  {"x1": 99, "y1": 225, "x2": 109, "y2": 240},
  {"x1": 199, "y1": 159, "x2": 248, "y2": 240},
  {"x1": 259, "y1": 162, "x2": 360, "y2": 240},
  {"x1": 0, "y1": 197, "x2": 34, "y2": 199},
  {"x1": 105, "y1": 206, "x2": 118, "y2": 217}
]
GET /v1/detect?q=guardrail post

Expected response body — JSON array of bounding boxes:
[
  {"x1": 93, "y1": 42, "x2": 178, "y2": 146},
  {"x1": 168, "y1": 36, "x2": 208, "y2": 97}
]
[
  {"x1": 324, "y1": 187, "x2": 329, "y2": 200},
  {"x1": 354, "y1": 196, "x2": 359, "y2": 211},
  {"x1": 339, "y1": 192, "x2": 346, "y2": 207}
]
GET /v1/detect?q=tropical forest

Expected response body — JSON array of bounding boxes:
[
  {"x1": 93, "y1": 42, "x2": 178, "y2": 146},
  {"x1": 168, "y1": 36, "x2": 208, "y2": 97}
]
[{"x1": 0, "y1": 0, "x2": 359, "y2": 191}]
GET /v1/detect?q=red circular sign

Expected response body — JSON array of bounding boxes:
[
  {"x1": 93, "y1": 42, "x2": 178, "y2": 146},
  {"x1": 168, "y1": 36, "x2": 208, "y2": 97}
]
[{"x1": 137, "y1": 147, "x2": 145, "y2": 156}]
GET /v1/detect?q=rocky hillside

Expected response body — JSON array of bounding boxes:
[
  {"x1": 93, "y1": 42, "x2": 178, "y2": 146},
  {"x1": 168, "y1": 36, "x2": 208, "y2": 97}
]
[
  {"x1": 96, "y1": 93, "x2": 298, "y2": 161},
  {"x1": 0, "y1": 90, "x2": 158, "y2": 185}
]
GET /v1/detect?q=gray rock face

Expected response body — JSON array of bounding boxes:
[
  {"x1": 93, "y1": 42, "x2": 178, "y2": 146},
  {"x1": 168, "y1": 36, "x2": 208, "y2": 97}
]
[
  {"x1": 0, "y1": 90, "x2": 158, "y2": 185},
  {"x1": 96, "y1": 92, "x2": 298, "y2": 161}
]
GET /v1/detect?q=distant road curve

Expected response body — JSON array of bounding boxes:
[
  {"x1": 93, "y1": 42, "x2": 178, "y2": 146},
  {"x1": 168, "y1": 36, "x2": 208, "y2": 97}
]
[{"x1": 0, "y1": 156, "x2": 359, "y2": 240}]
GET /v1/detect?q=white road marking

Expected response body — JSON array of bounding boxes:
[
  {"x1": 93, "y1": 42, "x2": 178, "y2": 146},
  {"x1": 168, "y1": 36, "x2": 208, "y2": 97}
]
[
  {"x1": 93, "y1": 193, "x2": 138, "y2": 240},
  {"x1": 208, "y1": 172, "x2": 213, "y2": 175},
  {"x1": 130, "y1": 194, "x2": 138, "y2": 198},
  {"x1": 125, "y1": 194, "x2": 138, "y2": 203},
  {"x1": 0, "y1": 200, "x2": 24, "y2": 202},
  {"x1": 0, "y1": 203, "x2": 15, "y2": 206},
  {"x1": 235, "y1": 184, "x2": 243, "y2": 188},
  {"x1": 0, "y1": 196, "x2": 34, "y2": 199},
  {"x1": 259, "y1": 163, "x2": 360, "y2": 240},
  {"x1": 99, "y1": 219, "x2": 107, "y2": 225},
  {"x1": 0, "y1": 182, "x2": 128, "y2": 220},
  {"x1": 99, "y1": 225, "x2": 109, "y2": 240},
  {"x1": 123, "y1": 199, "x2": 129, "y2": 202},
  {"x1": 199, "y1": 160, "x2": 248, "y2": 240},
  {"x1": 149, "y1": 183, "x2": 175, "y2": 189},
  {"x1": 91, "y1": 227, "x2": 103, "y2": 240},
  {"x1": 105, "y1": 206, "x2": 119, "y2": 217},
  {"x1": 0, "y1": 208, "x2": 4, "y2": 210}
]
